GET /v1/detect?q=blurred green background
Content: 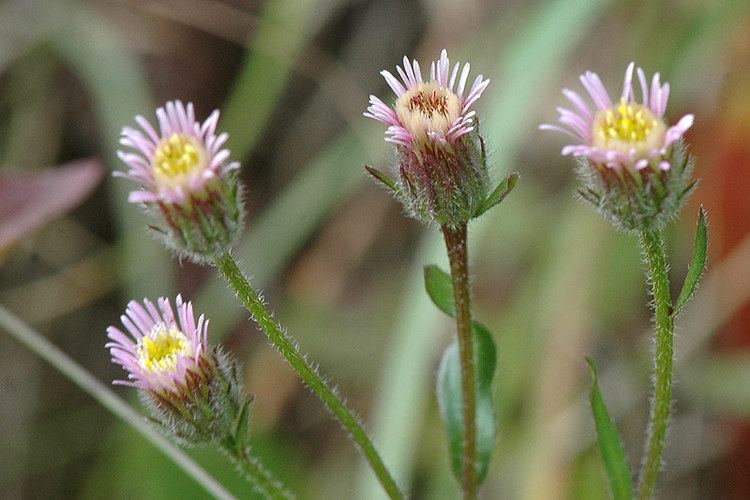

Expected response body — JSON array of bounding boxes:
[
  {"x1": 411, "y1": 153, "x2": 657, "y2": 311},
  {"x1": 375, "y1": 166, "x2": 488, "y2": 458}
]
[{"x1": 1, "y1": 0, "x2": 750, "y2": 498}]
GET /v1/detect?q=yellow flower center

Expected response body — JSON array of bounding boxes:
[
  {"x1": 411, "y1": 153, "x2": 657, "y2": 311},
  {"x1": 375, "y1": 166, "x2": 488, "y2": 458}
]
[
  {"x1": 592, "y1": 99, "x2": 666, "y2": 158},
  {"x1": 395, "y1": 82, "x2": 462, "y2": 146},
  {"x1": 152, "y1": 133, "x2": 207, "y2": 188},
  {"x1": 137, "y1": 324, "x2": 193, "y2": 373}
]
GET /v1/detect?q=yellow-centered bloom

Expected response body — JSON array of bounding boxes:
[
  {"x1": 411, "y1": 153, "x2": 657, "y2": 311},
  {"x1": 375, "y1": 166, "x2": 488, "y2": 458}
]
[
  {"x1": 137, "y1": 324, "x2": 193, "y2": 373},
  {"x1": 106, "y1": 295, "x2": 208, "y2": 392},
  {"x1": 152, "y1": 133, "x2": 207, "y2": 189},
  {"x1": 541, "y1": 62, "x2": 693, "y2": 171},
  {"x1": 116, "y1": 101, "x2": 245, "y2": 261},
  {"x1": 592, "y1": 99, "x2": 667, "y2": 159},
  {"x1": 117, "y1": 100, "x2": 238, "y2": 205}
]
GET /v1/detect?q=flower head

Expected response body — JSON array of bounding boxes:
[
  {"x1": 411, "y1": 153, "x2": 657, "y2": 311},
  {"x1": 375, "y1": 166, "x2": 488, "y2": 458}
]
[
  {"x1": 117, "y1": 101, "x2": 237, "y2": 204},
  {"x1": 365, "y1": 49, "x2": 489, "y2": 153},
  {"x1": 542, "y1": 63, "x2": 698, "y2": 230},
  {"x1": 117, "y1": 101, "x2": 244, "y2": 261},
  {"x1": 106, "y1": 295, "x2": 210, "y2": 394},
  {"x1": 541, "y1": 62, "x2": 693, "y2": 171},
  {"x1": 107, "y1": 295, "x2": 248, "y2": 444},
  {"x1": 365, "y1": 49, "x2": 499, "y2": 226}
]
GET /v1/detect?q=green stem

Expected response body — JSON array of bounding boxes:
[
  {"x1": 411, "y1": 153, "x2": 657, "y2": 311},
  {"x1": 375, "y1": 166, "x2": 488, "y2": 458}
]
[
  {"x1": 636, "y1": 227, "x2": 674, "y2": 499},
  {"x1": 222, "y1": 444, "x2": 294, "y2": 499},
  {"x1": 213, "y1": 253, "x2": 404, "y2": 499},
  {"x1": 0, "y1": 304, "x2": 235, "y2": 500},
  {"x1": 441, "y1": 223, "x2": 477, "y2": 499}
]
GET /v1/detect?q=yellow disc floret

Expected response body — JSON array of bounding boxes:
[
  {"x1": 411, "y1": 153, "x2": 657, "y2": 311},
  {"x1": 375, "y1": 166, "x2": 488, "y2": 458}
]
[
  {"x1": 395, "y1": 82, "x2": 461, "y2": 146},
  {"x1": 593, "y1": 99, "x2": 666, "y2": 158},
  {"x1": 152, "y1": 133, "x2": 207, "y2": 188},
  {"x1": 137, "y1": 323, "x2": 193, "y2": 373}
]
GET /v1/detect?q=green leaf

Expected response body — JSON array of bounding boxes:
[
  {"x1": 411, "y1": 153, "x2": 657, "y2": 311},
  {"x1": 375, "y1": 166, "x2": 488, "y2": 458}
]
[
  {"x1": 425, "y1": 264, "x2": 497, "y2": 482},
  {"x1": 437, "y1": 323, "x2": 497, "y2": 485},
  {"x1": 673, "y1": 206, "x2": 708, "y2": 318},
  {"x1": 364, "y1": 165, "x2": 397, "y2": 193},
  {"x1": 233, "y1": 399, "x2": 252, "y2": 454},
  {"x1": 423, "y1": 264, "x2": 455, "y2": 317},
  {"x1": 585, "y1": 358, "x2": 632, "y2": 500},
  {"x1": 474, "y1": 172, "x2": 519, "y2": 217}
]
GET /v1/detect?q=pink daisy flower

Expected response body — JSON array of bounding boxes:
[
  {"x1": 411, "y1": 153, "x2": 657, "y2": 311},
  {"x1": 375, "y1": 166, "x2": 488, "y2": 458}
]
[
  {"x1": 364, "y1": 49, "x2": 490, "y2": 152},
  {"x1": 363, "y1": 49, "x2": 507, "y2": 226},
  {"x1": 106, "y1": 295, "x2": 210, "y2": 395},
  {"x1": 116, "y1": 100, "x2": 239, "y2": 206},
  {"x1": 541, "y1": 62, "x2": 694, "y2": 171}
]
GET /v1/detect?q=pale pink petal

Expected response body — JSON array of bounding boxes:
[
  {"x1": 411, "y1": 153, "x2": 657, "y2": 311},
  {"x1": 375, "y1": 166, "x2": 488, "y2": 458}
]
[
  {"x1": 457, "y1": 62, "x2": 471, "y2": 97},
  {"x1": 649, "y1": 73, "x2": 661, "y2": 113},
  {"x1": 636, "y1": 67, "x2": 649, "y2": 105},
  {"x1": 381, "y1": 70, "x2": 406, "y2": 96},
  {"x1": 580, "y1": 71, "x2": 612, "y2": 110},
  {"x1": 621, "y1": 62, "x2": 635, "y2": 101},
  {"x1": 448, "y1": 62, "x2": 460, "y2": 92},
  {"x1": 562, "y1": 88, "x2": 593, "y2": 122},
  {"x1": 663, "y1": 114, "x2": 694, "y2": 147}
]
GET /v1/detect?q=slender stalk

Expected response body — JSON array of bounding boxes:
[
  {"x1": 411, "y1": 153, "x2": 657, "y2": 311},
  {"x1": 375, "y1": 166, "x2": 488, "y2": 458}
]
[
  {"x1": 213, "y1": 253, "x2": 403, "y2": 499},
  {"x1": 636, "y1": 227, "x2": 674, "y2": 499},
  {"x1": 441, "y1": 223, "x2": 477, "y2": 499},
  {"x1": 0, "y1": 304, "x2": 235, "y2": 500},
  {"x1": 222, "y1": 443, "x2": 294, "y2": 499}
]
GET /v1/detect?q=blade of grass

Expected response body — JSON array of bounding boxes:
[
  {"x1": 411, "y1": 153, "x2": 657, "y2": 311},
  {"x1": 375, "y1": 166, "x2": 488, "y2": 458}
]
[
  {"x1": 48, "y1": 0, "x2": 172, "y2": 299},
  {"x1": 221, "y1": 0, "x2": 319, "y2": 156}
]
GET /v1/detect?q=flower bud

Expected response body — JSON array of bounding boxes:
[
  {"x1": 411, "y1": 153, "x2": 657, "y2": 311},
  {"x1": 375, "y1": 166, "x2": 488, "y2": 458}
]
[
  {"x1": 365, "y1": 50, "x2": 492, "y2": 226},
  {"x1": 106, "y1": 295, "x2": 249, "y2": 446},
  {"x1": 116, "y1": 101, "x2": 244, "y2": 262},
  {"x1": 541, "y1": 63, "x2": 696, "y2": 231}
]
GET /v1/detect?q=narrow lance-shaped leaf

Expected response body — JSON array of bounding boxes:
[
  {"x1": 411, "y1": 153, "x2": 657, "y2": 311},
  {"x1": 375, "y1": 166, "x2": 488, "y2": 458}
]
[
  {"x1": 474, "y1": 172, "x2": 519, "y2": 217},
  {"x1": 364, "y1": 164, "x2": 397, "y2": 193},
  {"x1": 586, "y1": 357, "x2": 632, "y2": 500},
  {"x1": 673, "y1": 206, "x2": 708, "y2": 318},
  {"x1": 437, "y1": 323, "x2": 497, "y2": 485},
  {"x1": 233, "y1": 399, "x2": 252, "y2": 454},
  {"x1": 423, "y1": 264, "x2": 455, "y2": 316}
]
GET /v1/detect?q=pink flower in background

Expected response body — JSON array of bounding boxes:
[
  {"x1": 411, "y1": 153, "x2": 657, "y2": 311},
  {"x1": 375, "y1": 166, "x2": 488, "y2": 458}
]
[
  {"x1": 106, "y1": 295, "x2": 210, "y2": 395},
  {"x1": 364, "y1": 49, "x2": 490, "y2": 152},
  {"x1": 541, "y1": 62, "x2": 694, "y2": 171},
  {"x1": 116, "y1": 100, "x2": 239, "y2": 206},
  {"x1": 0, "y1": 159, "x2": 102, "y2": 251}
]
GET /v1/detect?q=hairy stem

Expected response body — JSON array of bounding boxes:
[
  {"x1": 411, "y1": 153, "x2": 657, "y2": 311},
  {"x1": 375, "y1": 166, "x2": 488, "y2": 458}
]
[
  {"x1": 636, "y1": 227, "x2": 674, "y2": 499},
  {"x1": 441, "y1": 223, "x2": 477, "y2": 499},
  {"x1": 214, "y1": 253, "x2": 403, "y2": 499},
  {"x1": 222, "y1": 444, "x2": 293, "y2": 499}
]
